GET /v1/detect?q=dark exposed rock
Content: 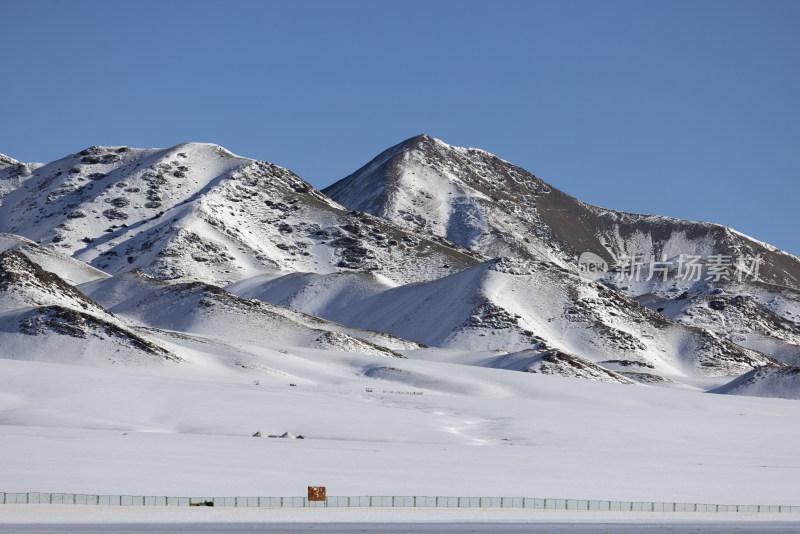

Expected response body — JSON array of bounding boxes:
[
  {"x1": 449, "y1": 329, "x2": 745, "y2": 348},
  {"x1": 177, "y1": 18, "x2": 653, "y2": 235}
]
[
  {"x1": 18, "y1": 305, "x2": 176, "y2": 359},
  {"x1": 103, "y1": 208, "x2": 129, "y2": 220}
]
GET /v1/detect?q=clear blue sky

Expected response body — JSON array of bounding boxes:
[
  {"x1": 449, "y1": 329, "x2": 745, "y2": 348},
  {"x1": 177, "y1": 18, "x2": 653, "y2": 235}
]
[{"x1": 3, "y1": 0, "x2": 799, "y2": 256}]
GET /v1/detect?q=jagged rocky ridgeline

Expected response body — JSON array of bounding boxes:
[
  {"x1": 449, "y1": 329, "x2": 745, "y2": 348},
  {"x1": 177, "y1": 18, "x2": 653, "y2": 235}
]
[{"x1": 2, "y1": 137, "x2": 799, "y2": 394}]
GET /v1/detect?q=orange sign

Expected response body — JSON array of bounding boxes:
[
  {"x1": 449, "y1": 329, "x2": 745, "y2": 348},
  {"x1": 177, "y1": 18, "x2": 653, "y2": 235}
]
[{"x1": 308, "y1": 486, "x2": 326, "y2": 502}]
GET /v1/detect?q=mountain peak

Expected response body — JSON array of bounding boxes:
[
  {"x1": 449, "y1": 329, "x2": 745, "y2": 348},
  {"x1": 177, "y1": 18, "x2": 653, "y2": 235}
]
[
  {"x1": 324, "y1": 134, "x2": 552, "y2": 257},
  {"x1": 325, "y1": 136, "x2": 800, "y2": 291},
  {"x1": 0, "y1": 153, "x2": 18, "y2": 169},
  {"x1": 403, "y1": 133, "x2": 441, "y2": 148}
]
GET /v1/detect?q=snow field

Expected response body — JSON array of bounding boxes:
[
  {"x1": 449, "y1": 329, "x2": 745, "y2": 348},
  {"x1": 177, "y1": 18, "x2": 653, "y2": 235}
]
[{"x1": 1, "y1": 352, "x2": 799, "y2": 505}]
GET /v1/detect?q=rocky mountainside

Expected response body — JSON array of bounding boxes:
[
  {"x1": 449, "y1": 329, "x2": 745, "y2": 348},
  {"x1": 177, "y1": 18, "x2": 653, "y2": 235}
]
[
  {"x1": 324, "y1": 134, "x2": 800, "y2": 294},
  {"x1": 0, "y1": 143, "x2": 480, "y2": 287},
  {"x1": 636, "y1": 292, "x2": 800, "y2": 366},
  {"x1": 320, "y1": 134, "x2": 800, "y2": 386}
]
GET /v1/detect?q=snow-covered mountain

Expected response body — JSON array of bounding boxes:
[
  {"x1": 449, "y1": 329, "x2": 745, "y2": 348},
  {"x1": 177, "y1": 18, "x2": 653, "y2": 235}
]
[
  {"x1": 319, "y1": 134, "x2": 800, "y2": 385},
  {"x1": 0, "y1": 143, "x2": 480, "y2": 287},
  {"x1": 324, "y1": 134, "x2": 800, "y2": 294},
  {"x1": 2, "y1": 138, "x2": 799, "y2": 392}
]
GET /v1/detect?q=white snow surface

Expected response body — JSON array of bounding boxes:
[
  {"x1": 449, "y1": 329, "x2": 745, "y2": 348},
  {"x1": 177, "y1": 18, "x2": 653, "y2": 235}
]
[{"x1": 1, "y1": 354, "x2": 800, "y2": 505}]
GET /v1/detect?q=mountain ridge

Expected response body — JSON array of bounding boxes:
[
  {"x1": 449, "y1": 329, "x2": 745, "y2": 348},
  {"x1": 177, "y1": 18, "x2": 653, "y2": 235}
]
[
  {"x1": 2, "y1": 136, "x2": 799, "y2": 391},
  {"x1": 324, "y1": 134, "x2": 800, "y2": 292}
]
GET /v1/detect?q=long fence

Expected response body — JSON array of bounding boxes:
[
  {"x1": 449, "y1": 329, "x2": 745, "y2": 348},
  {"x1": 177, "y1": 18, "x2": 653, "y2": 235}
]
[{"x1": 2, "y1": 492, "x2": 799, "y2": 512}]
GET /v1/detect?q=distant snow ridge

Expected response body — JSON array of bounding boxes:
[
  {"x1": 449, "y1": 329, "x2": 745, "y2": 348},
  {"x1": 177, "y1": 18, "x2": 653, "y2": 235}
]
[{"x1": 712, "y1": 366, "x2": 800, "y2": 399}]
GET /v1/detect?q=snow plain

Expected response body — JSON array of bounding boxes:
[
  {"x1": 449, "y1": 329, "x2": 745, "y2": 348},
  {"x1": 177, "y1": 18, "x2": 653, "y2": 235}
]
[{"x1": 1, "y1": 346, "x2": 799, "y2": 505}]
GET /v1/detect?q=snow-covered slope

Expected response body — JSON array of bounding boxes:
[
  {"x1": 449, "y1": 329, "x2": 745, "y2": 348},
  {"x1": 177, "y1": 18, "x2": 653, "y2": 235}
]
[
  {"x1": 637, "y1": 292, "x2": 800, "y2": 365},
  {"x1": 0, "y1": 233, "x2": 108, "y2": 285},
  {"x1": 80, "y1": 272, "x2": 419, "y2": 358},
  {"x1": 712, "y1": 366, "x2": 800, "y2": 399},
  {"x1": 307, "y1": 257, "x2": 779, "y2": 380},
  {"x1": 0, "y1": 250, "x2": 176, "y2": 366},
  {"x1": 477, "y1": 349, "x2": 635, "y2": 384},
  {"x1": 225, "y1": 271, "x2": 397, "y2": 319},
  {"x1": 0, "y1": 249, "x2": 108, "y2": 315},
  {"x1": 0, "y1": 305, "x2": 177, "y2": 366},
  {"x1": 0, "y1": 144, "x2": 480, "y2": 287}
]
